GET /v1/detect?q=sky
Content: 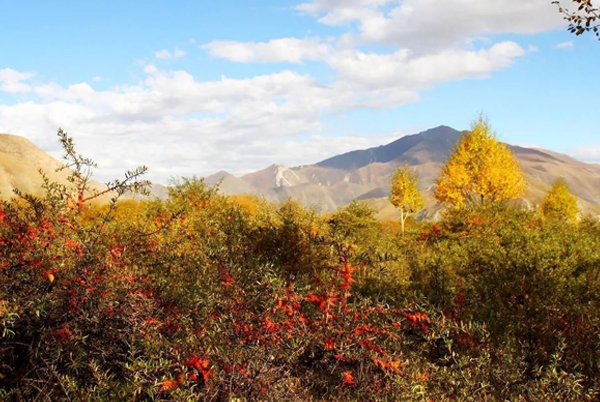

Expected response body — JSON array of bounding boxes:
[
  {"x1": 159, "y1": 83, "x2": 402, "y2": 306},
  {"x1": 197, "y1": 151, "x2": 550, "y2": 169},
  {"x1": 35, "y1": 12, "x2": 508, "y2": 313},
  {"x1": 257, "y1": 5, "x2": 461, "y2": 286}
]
[{"x1": 0, "y1": 0, "x2": 599, "y2": 183}]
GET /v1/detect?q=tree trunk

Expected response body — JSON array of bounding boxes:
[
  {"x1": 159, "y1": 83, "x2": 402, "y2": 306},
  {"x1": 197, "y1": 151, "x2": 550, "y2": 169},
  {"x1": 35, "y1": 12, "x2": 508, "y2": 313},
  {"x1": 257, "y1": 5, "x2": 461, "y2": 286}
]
[{"x1": 400, "y1": 209, "x2": 405, "y2": 236}]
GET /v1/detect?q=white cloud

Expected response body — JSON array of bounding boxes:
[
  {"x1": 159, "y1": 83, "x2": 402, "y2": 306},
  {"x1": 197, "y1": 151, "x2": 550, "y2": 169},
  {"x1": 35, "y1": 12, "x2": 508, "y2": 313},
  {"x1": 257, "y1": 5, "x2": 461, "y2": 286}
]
[
  {"x1": 299, "y1": 0, "x2": 564, "y2": 49},
  {"x1": 569, "y1": 146, "x2": 600, "y2": 163},
  {"x1": 554, "y1": 41, "x2": 574, "y2": 49},
  {"x1": 297, "y1": 0, "x2": 394, "y2": 18},
  {"x1": 154, "y1": 48, "x2": 187, "y2": 60},
  {"x1": 154, "y1": 49, "x2": 172, "y2": 60},
  {"x1": 0, "y1": 68, "x2": 34, "y2": 93},
  {"x1": 92, "y1": 76, "x2": 102, "y2": 82},
  {"x1": 203, "y1": 38, "x2": 331, "y2": 63},
  {"x1": 329, "y1": 41, "x2": 527, "y2": 89},
  {"x1": 0, "y1": 1, "x2": 569, "y2": 183},
  {"x1": 0, "y1": 67, "x2": 350, "y2": 182},
  {"x1": 0, "y1": 39, "x2": 528, "y2": 183}
]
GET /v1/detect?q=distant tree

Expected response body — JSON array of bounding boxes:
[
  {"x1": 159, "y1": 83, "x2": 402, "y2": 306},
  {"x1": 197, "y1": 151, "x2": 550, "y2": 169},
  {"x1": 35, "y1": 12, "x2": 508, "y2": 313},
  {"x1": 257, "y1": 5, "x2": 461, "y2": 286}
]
[
  {"x1": 390, "y1": 164, "x2": 424, "y2": 236},
  {"x1": 435, "y1": 117, "x2": 525, "y2": 209},
  {"x1": 553, "y1": 0, "x2": 600, "y2": 39},
  {"x1": 540, "y1": 178, "x2": 580, "y2": 222},
  {"x1": 328, "y1": 200, "x2": 382, "y2": 247}
]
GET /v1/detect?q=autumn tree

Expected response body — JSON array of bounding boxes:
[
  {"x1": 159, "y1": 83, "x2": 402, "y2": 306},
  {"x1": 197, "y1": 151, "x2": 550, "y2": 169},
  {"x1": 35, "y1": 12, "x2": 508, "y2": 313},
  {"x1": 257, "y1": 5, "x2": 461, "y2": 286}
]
[
  {"x1": 390, "y1": 164, "x2": 424, "y2": 235},
  {"x1": 540, "y1": 178, "x2": 580, "y2": 222},
  {"x1": 435, "y1": 117, "x2": 525, "y2": 209},
  {"x1": 553, "y1": 0, "x2": 600, "y2": 39}
]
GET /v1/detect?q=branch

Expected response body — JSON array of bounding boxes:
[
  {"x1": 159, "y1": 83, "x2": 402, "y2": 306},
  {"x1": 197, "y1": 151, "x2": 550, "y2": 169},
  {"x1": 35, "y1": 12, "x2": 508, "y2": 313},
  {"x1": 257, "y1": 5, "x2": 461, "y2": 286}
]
[{"x1": 553, "y1": 0, "x2": 600, "y2": 39}]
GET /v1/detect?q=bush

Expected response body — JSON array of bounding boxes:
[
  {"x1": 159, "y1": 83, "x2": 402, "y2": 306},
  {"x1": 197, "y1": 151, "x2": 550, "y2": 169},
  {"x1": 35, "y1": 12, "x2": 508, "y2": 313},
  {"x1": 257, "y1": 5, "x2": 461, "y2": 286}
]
[{"x1": 1, "y1": 133, "x2": 600, "y2": 401}]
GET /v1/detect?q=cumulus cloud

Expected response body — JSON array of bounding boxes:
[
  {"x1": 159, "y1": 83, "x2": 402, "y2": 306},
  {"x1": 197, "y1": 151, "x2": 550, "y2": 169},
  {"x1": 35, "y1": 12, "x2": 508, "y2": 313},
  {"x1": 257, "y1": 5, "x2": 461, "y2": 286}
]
[
  {"x1": 203, "y1": 38, "x2": 331, "y2": 63},
  {"x1": 0, "y1": 66, "x2": 356, "y2": 181},
  {"x1": 329, "y1": 42, "x2": 527, "y2": 89},
  {"x1": 298, "y1": 0, "x2": 564, "y2": 49},
  {"x1": 0, "y1": 39, "x2": 527, "y2": 183},
  {"x1": 0, "y1": 1, "x2": 568, "y2": 183},
  {"x1": 0, "y1": 68, "x2": 34, "y2": 93}
]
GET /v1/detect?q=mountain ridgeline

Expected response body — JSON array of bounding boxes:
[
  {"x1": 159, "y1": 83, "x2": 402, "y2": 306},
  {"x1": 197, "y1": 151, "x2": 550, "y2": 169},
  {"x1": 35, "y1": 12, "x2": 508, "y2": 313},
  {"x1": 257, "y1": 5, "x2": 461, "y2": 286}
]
[
  {"x1": 204, "y1": 126, "x2": 600, "y2": 219},
  {"x1": 2, "y1": 126, "x2": 600, "y2": 219}
]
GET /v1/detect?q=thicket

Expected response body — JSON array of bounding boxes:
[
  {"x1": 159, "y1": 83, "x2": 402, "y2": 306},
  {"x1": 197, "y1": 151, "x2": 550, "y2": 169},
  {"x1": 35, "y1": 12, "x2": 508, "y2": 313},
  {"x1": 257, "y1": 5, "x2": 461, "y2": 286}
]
[{"x1": 1, "y1": 133, "x2": 600, "y2": 401}]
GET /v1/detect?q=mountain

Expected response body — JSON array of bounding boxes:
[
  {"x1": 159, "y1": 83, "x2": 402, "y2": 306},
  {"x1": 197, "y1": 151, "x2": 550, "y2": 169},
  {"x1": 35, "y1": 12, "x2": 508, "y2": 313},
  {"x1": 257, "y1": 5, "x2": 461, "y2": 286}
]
[
  {"x1": 3, "y1": 128, "x2": 599, "y2": 220},
  {"x1": 205, "y1": 171, "x2": 259, "y2": 195},
  {"x1": 242, "y1": 164, "x2": 308, "y2": 189},
  {"x1": 202, "y1": 126, "x2": 600, "y2": 219},
  {"x1": 0, "y1": 133, "x2": 89, "y2": 198},
  {"x1": 317, "y1": 126, "x2": 461, "y2": 171},
  {"x1": 0, "y1": 133, "x2": 157, "y2": 202}
]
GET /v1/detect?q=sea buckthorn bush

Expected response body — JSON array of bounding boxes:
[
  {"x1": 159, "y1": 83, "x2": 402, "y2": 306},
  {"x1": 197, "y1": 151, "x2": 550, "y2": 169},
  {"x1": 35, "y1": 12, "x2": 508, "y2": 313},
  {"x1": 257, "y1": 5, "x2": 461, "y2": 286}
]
[{"x1": 1, "y1": 133, "x2": 600, "y2": 401}]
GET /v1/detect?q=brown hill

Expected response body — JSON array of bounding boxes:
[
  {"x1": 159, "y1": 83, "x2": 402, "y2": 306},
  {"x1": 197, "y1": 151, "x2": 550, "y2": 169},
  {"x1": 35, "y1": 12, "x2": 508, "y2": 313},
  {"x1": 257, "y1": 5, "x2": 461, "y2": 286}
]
[
  {"x1": 3, "y1": 129, "x2": 599, "y2": 220},
  {"x1": 0, "y1": 133, "x2": 120, "y2": 202},
  {"x1": 0, "y1": 133, "x2": 72, "y2": 198}
]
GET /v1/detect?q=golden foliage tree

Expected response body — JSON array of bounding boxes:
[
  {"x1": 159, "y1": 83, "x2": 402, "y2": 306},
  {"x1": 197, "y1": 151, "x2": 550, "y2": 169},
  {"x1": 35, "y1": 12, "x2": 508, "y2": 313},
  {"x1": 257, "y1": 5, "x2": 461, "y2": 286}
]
[
  {"x1": 540, "y1": 178, "x2": 580, "y2": 222},
  {"x1": 390, "y1": 164, "x2": 424, "y2": 235},
  {"x1": 435, "y1": 117, "x2": 525, "y2": 209}
]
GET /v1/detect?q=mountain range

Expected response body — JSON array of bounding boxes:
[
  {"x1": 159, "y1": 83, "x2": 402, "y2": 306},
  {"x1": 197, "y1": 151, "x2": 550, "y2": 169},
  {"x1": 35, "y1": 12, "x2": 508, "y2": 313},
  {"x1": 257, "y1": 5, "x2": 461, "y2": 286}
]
[
  {"x1": 2, "y1": 126, "x2": 600, "y2": 219},
  {"x1": 203, "y1": 126, "x2": 600, "y2": 219}
]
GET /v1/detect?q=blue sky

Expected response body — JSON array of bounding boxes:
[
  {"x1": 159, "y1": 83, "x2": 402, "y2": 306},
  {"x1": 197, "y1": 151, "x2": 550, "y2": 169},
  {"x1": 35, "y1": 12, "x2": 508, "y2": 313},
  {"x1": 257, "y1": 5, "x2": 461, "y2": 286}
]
[{"x1": 1, "y1": 0, "x2": 599, "y2": 182}]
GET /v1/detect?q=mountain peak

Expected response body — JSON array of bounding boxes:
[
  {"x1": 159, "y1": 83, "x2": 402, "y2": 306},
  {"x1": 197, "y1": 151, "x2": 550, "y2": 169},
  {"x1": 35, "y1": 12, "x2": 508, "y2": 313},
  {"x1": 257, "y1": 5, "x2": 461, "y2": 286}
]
[
  {"x1": 242, "y1": 163, "x2": 307, "y2": 189},
  {"x1": 317, "y1": 126, "x2": 462, "y2": 171},
  {"x1": 204, "y1": 170, "x2": 235, "y2": 186}
]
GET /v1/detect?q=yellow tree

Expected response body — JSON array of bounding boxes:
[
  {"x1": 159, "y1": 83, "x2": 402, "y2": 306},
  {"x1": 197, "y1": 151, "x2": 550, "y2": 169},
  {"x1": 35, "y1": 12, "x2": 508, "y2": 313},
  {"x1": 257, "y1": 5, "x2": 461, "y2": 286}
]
[
  {"x1": 435, "y1": 117, "x2": 525, "y2": 209},
  {"x1": 540, "y1": 178, "x2": 579, "y2": 222},
  {"x1": 390, "y1": 164, "x2": 424, "y2": 236}
]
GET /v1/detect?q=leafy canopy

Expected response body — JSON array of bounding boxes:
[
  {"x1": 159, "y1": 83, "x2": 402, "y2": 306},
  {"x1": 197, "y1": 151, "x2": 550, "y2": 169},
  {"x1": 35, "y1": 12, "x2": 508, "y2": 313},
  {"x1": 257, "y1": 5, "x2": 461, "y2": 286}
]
[
  {"x1": 541, "y1": 178, "x2": 580, "y2": 222},
  {"x1": 435, "y1": 117, "x2": 526, "y2": 209},
  {"x1": 390, "y1": 164, "x2": 424, "y2": 234}
]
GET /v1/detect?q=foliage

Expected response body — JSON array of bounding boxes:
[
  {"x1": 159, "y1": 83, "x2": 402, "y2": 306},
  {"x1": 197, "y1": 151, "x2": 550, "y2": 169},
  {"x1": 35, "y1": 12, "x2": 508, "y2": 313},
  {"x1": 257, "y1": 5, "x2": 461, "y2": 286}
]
[
  {"x1": 541, "y1": 178, "x2": 580, "y2": 223},
  {"x1": 553, "y1": 0, "x2": 600, "y2": 39},
  {"x1": 390, "y1": 164, "x2": 424, "y2": 236},
  {"x1": 435, "y1": 117, "x2": 526, "y2": 209},
  {"x1": 1, "y1": 130, "x2": 600, "y2": 401}
]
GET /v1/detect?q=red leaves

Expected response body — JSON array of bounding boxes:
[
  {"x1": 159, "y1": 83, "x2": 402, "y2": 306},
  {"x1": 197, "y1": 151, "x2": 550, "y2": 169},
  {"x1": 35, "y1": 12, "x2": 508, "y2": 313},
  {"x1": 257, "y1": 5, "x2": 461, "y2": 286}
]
[
  {"x1": 469, "y1": 214, "x2": 486, "y2": 227},
  {"x1": 357, "y1": 339, "x2": 385, "y2": 355},
  {"x1": 342, "y1": 371, "x2": 355, "y2": 388},
  {"x1": 263, "y1": 316, "x2": 280, "y2": 340},
  {"x1": 373, "y1": 357, "x2": 402, "y2": 373},
  {"x1": 420, "y1": 224, "x2": 441, "y2": 242},
  {"x1": 339, "y1": 260, "x2": 358, "y2": 291},
  {"x1": 219, "y1": 265, "x2": 234, "y2": 287},
  {"x1": 405, "y1": 311, "x2": 430, "y2": 333},
  {"x1": 64, "y1": 239, "x2": 84, "y2": 256},
  {"x1": 305, "y1": 291, "x2": 339, "y2": 313},
  {"x1": 454, "y1": 290, "x2": 465, "y2": 308},
  {"x1": 0, "y1": 207, "x2": 6, "y2": 225},
  {"x1": 159, "y1": 379, "x2": 179, "y2": 393},
  {"x1": 109, "y1": 245, "x2": 124, "y2": 258},
  {"x1": 305, "y1": 291, "x2": 324, "y2": 307},
  {"x1": 55, "y1": 324, "x2": 72, "y2": 344},
  {"x1": 324, "y1": 337, "x2": 336, "y2": 350},
  {"x1": 186, "y1": 354, "x2": 213, "y2": 382}
]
